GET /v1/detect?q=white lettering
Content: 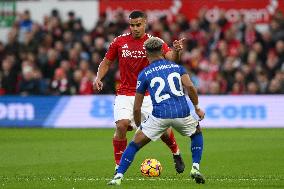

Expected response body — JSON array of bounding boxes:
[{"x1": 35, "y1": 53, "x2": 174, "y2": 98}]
[
  {"x1": 0, "y1": 104, "x2": 7, "y2": 119},
  {"x1": 205, "y1": 8, "x2": 271, "y2": 23},
  {"x1": 144, "y1": 64, "x2": 179, "y2": 76},
  {"x1": 121, "y1": 50, "x2": 146, "y2": 58},
  {"x1": 0, "y1": 103, "x2": 34, "y2": 120}
]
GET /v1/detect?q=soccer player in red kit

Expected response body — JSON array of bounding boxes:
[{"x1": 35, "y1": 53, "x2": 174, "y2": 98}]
[{"x1": 94, "y1": 11, "x2": 185, "y2": 174}]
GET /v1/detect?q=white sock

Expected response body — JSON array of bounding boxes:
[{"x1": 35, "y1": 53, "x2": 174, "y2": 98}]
[
  {"x1": 173, "y1": 149, "x2": 180, "y2": 155},
  {"x1": 114, "y1": 173, "x2": 123, "y2": 179},
  {"x1": 192, "y1": 163, "x2": 199, "y2": 170},
  {"x1": 115, "y1": 164, "x2": 119, "y2": 170}
]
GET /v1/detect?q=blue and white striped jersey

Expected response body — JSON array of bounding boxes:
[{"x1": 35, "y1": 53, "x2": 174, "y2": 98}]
[{"x1": 136, "y1": 59, "x2": 190, "y2": 118}]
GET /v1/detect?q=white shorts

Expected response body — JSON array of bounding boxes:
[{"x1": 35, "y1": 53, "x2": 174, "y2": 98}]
[
  {"x1": 140, "y1": 114, "x2": 198, "y2": 141},
  {"x1": 114, "y1": 95, "x2": 153, "y2": 129}
]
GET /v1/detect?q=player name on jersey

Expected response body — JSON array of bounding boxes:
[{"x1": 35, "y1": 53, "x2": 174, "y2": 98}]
[{"x1": 145, "y1": 63, "x2": 179, "y2": 76}]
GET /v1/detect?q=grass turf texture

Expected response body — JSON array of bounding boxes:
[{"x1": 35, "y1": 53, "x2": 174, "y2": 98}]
[{"x1": 0, "y1": 128, "x2": 283, "y2": 189}]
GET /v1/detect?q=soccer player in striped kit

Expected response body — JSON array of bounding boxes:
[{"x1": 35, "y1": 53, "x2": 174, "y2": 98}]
[{"x1": 108, "y1": 37, "x2": 205, "y2": 185}]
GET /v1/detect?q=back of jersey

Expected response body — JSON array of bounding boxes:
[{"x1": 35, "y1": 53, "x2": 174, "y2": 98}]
[{"x1": 137, "y1": 59, "x2": 190, "y2": 119}]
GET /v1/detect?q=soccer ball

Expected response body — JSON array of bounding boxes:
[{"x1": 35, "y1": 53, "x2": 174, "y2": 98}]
[{"x1": 140, "y1": 158, "x2": 162, "y2": 177}]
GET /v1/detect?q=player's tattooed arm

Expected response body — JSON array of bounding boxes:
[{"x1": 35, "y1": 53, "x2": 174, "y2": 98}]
[
  {"x1": 133, "y1": 93, "x2": 145, "y2": 127},
  {"x1": 181, "y1": 74, "x2": 205, "y2": 120}
]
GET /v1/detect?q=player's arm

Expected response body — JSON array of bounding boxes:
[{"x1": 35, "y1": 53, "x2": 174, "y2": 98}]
[
  {"x1": 133, "y1": 92, "x2": 145, "y2": 127},
  {"x1": 181, "y1": 74, "x2": 205, "y2": 120},
  {"x1": 164, "y1": 38, "x2": 185, "y2": 63},
  {"x1": 93, "y1": 58, "x2": 113, "y2": 91},
  {"x1": 94, "y1": 37, "x2": 118, "y2": 91},
  {"x1": 134, "y1": 74, "x2": 147, "y2": 126},
  {"x1": 165, "y1": 49, "x2": 181, "y2": 63}
]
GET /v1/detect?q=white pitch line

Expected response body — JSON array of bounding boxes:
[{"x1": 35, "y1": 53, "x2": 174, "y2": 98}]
[
  {"x1": 1, "y1": 177, "x2": 283, "y2": 182},
  {"x1": 85, "y1": 178, "x2": 283, "y2": 182}
]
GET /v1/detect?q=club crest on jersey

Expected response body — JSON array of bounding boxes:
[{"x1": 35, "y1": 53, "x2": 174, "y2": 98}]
[{"x1": 136, "y1": 81, "x2": 141, "y2": 89}]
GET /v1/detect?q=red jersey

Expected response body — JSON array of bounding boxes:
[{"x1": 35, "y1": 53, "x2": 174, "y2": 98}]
[{"x1": 105, "y1": 33, "x2": 171, "y2": 95}]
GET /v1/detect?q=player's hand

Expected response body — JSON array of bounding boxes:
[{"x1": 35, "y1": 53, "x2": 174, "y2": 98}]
[
  {"x1": 173, "y1": 38, "x2": 186, "y2": 52},
  {"x1": 93, "y1": 78, "x2": 103, "y2": 91},
  {"x1": 195, "y1": 108, "x2": 205, "y2": 121}
]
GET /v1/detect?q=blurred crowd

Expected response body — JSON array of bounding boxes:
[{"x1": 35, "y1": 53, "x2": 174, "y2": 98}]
[{"x1": 0, "y1": 9, "x2": 283, "y2": 96}]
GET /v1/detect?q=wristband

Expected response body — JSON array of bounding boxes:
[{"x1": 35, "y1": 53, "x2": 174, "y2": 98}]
[{"x1": 194, "y1": 105, "x2": 200, "y2": 110}]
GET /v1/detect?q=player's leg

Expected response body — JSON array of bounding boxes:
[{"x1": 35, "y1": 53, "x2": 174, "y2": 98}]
[
  {"x1": 190, "y1": 124, "x2": 205, "y2": 184},
  {"x1": 113, "y1": 96, "x2": 135, "y2": 171},
  {"x1": 113, "y1": 119, "x2": 130, "y2": 168},
  {"x1": 108, "y1": 115, "x2": 168, "y2": 185},
  {"x1": 160, "y1": 128, "x2": 185, "y2": 173},
  {"x1": 117, "y1": 129, "x2": 151, "y2": 175},
  {"x1": 108, "y1": 129, "x2": 151, "y2": 185},
  {"x1": 160, "y1": 128, "x2": 179, "y2": 155},
  {"x1": 174, "y1": 116, "x2": 205, "y2": 184},
  {"x1": 142, "y1": 96, "x2": 185, "y2": 173}
]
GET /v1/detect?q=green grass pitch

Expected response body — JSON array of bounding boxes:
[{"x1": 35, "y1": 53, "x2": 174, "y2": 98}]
[{"x1": 0, "y1": 128, "x2": 284, "y2": 189}]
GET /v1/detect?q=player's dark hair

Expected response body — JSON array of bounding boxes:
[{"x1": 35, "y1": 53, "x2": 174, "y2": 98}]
[{"x1": 129, "y1": 11, "x2": 146, "y2": 19}]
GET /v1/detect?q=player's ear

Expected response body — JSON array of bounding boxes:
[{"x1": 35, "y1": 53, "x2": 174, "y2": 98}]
[{"x1": 143, "y1": 18, "x2": 147, "y2": 27}]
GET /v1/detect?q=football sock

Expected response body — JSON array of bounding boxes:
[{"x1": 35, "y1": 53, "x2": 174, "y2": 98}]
[
  {"x1": 114, "y1": 173, "x2": 123, "y2": 179},
  {"x1": 193, "y1": 163, "x2": 200, "y2": 170},
  {"x1": 190, "y1": 132, "x2": 203, "y2": 164},
  {"x1": 117, "y1": 141, "x2": 140, "y2": 174},
  {"x1": 113, "y1": 138, "x2": 127, "y2": 165},
  {"x1": 161, "y1": 130, "x2": 179, "y2": 154},
  {"x1": 173, "y1": 149, "x2": 180, "y2": 156}
]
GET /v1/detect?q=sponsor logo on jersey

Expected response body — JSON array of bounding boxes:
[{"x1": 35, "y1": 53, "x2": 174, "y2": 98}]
[
  {"x1": 121, "y1": 50, "x2": 146, "y2": 58},
  {"x1": 122, "y1": 44, "x2": 128, "y2": 49}
]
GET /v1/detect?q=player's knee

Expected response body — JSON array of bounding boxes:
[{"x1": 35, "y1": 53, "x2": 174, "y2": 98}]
[{"x1": 116, "y1": 120, "x2": 130, "y2": 133}]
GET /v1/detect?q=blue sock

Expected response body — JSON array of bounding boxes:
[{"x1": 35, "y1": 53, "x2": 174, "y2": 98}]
[
  {"x1": 117, "y1": 141, "x2": 140, "y2": 174},
  {"x1": 190, "y1": 132, "x2": 203, "y2": 164}
]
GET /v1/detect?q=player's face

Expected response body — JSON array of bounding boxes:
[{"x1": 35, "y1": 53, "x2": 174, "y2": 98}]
[{"x1": 129, "y1": 17, "x2": 146, "y2": 39}]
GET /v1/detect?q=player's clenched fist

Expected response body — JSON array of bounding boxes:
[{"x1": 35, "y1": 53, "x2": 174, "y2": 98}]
[{"x1": 195, "y1": 108, "x2": 205, "y2": 121}]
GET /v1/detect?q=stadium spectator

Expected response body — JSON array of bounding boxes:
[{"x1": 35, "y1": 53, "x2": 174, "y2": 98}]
[
  {"x1": 5, "y1": 29, "x2": 20, "y2": 59},
  {"x1": 256, "y1": 71, "x2": 269, "y2": 93},
  {"x1": 42, "y1": 49, "x2": 60, "y2": 80},
  {"x1": 18, "y1": 10, "x2": 33, "y2": 43},
  {"x1": 0, "y1": 58, "x2": 18, "y2": 94},
  {"x1": 267, "y1": 78, "x2": 283, "y2": 94},
  {"x1": 0, "y1": 8, "x2": 283, "y2": 96},
  {"x1": 0, "y1": 41, "x2": 6, "y2": 62},
  {"x1": 66, "y1": 11, "x2": 78, "y2": 31},
  {"x1": 77, "y1": 59, "x2": 95, "y2": 95},
  {"x1": 20, "y1": 32, "x2": 38, "y2": 54},
  {"x1": 246, "y1": 81, "x2": 259, "y2": 94},
  {"x1": 50, "y1": 67, "x2": 70, "y2": 95},
  {"x1": 18, "y1": 65, "x2": 42, "y2": 95},
  {"x1": 70, "y1": 69, "x2": 82, "y2": 95}
]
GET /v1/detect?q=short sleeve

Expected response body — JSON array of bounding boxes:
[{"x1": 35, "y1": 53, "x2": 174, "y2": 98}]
[
  {"x1": 105, "y1": 38, "x2": 118, "y2": 61},
  {"x1": 179, "y1": 65, "x2": 187, "y2": 75},
  {"x1": 136, "y1": 72, "x2": 148, "y2": 94}
]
